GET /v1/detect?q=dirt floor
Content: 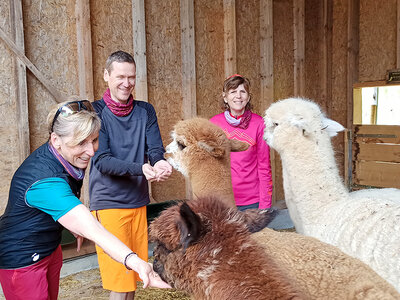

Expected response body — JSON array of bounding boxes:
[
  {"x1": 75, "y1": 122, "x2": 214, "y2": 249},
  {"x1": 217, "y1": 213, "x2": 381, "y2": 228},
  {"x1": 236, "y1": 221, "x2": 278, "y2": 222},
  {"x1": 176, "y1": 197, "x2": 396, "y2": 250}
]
[
  {"x1": 58, "y1": 268, "x2": 190, "y2": 300},
  {"x1": 0, "y1": 266, "x2": 190, "y2": 300}
]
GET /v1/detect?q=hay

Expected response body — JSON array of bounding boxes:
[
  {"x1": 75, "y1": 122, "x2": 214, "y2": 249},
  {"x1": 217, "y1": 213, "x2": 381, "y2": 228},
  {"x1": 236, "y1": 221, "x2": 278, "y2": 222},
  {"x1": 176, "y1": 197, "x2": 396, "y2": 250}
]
[{"x1": 58, "y1": 268, "x2": 190, "y2": 300}]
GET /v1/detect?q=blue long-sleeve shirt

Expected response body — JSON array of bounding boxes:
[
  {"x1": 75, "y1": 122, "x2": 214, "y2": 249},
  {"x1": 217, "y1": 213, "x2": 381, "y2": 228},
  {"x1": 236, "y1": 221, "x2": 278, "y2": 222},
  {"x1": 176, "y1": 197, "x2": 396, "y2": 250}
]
[{"x1": 89, "y1": 99, "x2": 165, "y2": 210}]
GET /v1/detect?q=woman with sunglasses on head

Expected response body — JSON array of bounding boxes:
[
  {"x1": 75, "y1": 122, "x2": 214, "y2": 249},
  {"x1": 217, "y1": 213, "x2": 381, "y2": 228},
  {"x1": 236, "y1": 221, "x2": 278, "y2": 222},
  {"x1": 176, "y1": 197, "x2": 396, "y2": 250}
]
[
  {"x1": 0, "y1": 99, "x2": 170, "y2": 300},
  {"x1": 210, "y1": 74, "x2": 273, "y2": 211}
]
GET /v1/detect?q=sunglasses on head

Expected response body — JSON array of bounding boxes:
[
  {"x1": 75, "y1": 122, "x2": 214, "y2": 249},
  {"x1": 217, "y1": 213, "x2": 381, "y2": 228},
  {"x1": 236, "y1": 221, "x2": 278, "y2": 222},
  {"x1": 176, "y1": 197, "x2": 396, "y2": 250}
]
[{"x1": 51, "y1": 100, "x2": 94, "y2": 132}]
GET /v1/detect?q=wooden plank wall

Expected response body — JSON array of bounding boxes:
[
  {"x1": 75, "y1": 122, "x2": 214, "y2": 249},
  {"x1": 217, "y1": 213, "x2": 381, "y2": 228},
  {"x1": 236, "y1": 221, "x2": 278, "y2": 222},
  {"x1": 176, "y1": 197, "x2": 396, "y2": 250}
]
[
  {"x1": 1, "y1": 0, "x2": 400, "y2": 216},
  {"x1": 352, "y1": 125, "x2": 400, "y2": 189}
]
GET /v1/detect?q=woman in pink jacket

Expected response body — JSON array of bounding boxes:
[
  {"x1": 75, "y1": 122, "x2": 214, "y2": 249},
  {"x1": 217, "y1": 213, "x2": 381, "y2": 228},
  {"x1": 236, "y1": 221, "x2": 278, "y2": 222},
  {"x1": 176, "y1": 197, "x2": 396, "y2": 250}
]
[{"x1": 210, "y1": 74, "x2": 273, "y2": 211}]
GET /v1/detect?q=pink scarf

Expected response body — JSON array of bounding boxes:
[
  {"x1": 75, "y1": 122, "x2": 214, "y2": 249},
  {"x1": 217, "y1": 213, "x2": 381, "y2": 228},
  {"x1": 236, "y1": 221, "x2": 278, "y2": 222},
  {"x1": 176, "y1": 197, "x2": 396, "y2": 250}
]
[
  {"x1": 224, "y1": 110, "x2": 252, "y2": 129},
  {"x1": 103, "y1": 88, "x2": 134, "y2": 116}
]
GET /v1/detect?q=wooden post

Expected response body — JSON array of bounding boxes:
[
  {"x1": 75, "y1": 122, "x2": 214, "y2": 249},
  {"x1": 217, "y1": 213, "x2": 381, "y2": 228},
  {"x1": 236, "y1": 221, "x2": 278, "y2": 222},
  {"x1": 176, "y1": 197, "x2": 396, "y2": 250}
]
[
  {"x1": 224, "y1": 0, "x2": 236, "y2": 77},
  {"x1": 75, "y1": 0, "x2": 94, "y2": 207},
  {"x1": 10, "y1": 0, "x2": 30, "y2": 163},
  {"x1": 132, "y1": 0, "x2": 148, "y2": 102},
  {"x1": 322, "y1": 0, "x2": 333, "y2": 116},
  {"x1": 132, "y1": 0, "x2": 154, "y2": 200},
  {"x1": 347, "y1": 0, "x2": 359, "y2": 129},
  {"x1": 293, "y1": 0, "x2": 305, "y2": 97},
  {"x1": 75, "y1": 0, "x2": 94, "y2": 101},
  {"x1": 180, "y1": 0, "x2": 197, "y2": 200},
  {"x1": 397, "y1": 0, "x2": 400, "y2": 68},
  {"x1": 259, "y1": 0, "x2": 276, "y2": 204}
]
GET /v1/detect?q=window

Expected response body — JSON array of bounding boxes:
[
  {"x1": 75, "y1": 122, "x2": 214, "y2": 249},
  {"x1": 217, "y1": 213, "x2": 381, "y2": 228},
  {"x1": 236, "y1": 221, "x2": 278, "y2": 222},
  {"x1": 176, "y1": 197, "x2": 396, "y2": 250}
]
[{"x1": 353, "y1": 83, "x2": 400, "y2": 125}]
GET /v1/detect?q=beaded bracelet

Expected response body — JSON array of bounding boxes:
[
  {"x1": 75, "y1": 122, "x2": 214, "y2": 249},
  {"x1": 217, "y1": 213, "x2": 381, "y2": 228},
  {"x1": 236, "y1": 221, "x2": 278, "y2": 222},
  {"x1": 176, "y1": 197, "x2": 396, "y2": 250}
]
[{"x1": 124, "y1": 252, "x2": 137, "y2": 270}]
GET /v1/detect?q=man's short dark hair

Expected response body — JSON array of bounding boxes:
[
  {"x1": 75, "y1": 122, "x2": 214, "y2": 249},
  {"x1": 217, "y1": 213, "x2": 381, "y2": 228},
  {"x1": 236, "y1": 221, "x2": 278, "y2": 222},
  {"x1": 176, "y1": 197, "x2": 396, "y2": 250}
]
[{"x1": 105, "y1": 51, "x2": 136, "y2": 73}]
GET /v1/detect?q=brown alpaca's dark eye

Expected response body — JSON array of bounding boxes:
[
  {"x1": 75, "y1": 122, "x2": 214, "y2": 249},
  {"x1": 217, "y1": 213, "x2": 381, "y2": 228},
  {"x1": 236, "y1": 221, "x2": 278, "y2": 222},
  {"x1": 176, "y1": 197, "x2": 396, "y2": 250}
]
[{"x1": 177, "y1": 142, "x2": 186, "y2": 150}]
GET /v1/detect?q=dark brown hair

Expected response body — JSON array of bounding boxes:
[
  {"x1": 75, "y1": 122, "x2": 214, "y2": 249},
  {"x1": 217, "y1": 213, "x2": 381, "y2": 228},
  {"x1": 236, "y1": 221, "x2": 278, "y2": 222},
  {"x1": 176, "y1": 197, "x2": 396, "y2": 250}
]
[
  {"x1": 105, "y1": 50, "x2": 136, "y2": 74},
  {"x1": 221, "y1": 75, "x2": 252, "y2": 111}
]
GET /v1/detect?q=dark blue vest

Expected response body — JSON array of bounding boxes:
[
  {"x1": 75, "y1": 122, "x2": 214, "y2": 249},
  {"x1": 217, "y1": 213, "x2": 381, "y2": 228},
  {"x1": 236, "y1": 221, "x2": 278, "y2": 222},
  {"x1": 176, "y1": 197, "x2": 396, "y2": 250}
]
[{"x1": 0, "y1": 143, "x2": 82, "y2": 269}]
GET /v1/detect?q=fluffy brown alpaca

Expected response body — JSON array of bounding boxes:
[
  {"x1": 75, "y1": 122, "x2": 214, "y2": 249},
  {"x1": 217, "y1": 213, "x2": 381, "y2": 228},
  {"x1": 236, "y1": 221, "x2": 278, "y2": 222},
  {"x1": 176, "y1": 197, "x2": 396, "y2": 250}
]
[
  {"x1": 165, "y1": 117, "x2": 277, "y2": 232},
  {"x1": 149, "y1": 197, "x2": 400, "y2": 300},
  {"x1": 149, "y1": 197, "x2": 305, "y2": 300},
  {"x1": 252, "y1": 229, "x2": 400, "y2": 299},
  {"x1": 165, "y1": 117, "x2": 248, "y2": 209}
]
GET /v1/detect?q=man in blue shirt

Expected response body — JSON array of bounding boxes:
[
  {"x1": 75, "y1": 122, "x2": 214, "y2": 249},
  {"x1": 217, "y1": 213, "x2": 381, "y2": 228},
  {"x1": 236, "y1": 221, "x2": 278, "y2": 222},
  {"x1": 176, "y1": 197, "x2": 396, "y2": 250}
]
[{"x1": 89, "y1": 50, "x2": 172, "y2": 299}]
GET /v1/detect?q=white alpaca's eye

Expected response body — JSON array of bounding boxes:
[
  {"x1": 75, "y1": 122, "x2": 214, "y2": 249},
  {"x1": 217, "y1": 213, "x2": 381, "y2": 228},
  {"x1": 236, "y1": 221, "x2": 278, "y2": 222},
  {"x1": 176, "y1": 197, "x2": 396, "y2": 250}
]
[{"x1": 274, "y1": 122, "x2": 279, "y2": 127}]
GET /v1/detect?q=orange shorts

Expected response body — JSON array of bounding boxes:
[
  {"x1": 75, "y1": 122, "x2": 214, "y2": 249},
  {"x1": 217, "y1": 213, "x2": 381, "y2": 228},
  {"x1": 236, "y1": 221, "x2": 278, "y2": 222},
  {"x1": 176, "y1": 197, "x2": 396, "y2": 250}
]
[{"x1": 92, "y1": 207, "x2": 148, "y2": 292}]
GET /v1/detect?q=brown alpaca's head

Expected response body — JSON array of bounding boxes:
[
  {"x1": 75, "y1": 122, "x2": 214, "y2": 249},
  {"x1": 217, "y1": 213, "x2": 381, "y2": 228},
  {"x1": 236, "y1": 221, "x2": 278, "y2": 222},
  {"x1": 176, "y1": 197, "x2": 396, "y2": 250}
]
[{"x1": 165, "y1": 117, "x2": 249, "y2": 178}]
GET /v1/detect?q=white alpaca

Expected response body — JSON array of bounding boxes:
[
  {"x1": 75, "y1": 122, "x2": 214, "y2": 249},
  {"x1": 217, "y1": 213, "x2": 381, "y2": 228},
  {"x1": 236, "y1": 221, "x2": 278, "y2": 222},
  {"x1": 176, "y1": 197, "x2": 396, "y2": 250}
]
[{"x1": 263, "y1": 97, "x2": 400, "y2": 291}]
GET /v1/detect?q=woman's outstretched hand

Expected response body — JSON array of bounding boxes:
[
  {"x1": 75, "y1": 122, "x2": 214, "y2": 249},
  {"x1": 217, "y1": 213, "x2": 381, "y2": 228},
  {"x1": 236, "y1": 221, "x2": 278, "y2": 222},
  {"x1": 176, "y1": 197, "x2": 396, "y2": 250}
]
[{"x1": 127, "y1": 255, "x2": 171, "y2": 289}]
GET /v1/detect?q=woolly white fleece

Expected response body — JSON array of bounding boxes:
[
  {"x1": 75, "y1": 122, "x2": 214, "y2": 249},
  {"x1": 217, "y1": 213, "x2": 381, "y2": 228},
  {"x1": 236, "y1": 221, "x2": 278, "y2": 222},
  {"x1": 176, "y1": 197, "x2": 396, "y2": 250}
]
[{"x1": 263, "y1": 97, "x2": 400, "y2": 291}]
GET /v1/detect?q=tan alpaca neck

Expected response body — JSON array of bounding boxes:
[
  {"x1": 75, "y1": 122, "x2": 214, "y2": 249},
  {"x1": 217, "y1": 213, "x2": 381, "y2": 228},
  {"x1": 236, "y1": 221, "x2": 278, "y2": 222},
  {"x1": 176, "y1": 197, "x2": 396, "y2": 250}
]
[{"x1": 188, "y1": 161, "x2": 236, "y2": 208}]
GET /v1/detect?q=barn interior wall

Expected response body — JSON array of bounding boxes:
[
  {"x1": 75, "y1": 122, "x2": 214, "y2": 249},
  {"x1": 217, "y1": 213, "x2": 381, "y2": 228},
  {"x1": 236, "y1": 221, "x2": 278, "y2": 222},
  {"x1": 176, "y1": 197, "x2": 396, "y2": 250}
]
[
  {"x1": 0, "y1": 1, "x2": 20, "y2": 213},
  {"x1": 0, "y1": 0, "x2": 398, "y2": 214},
  {"x1": 359, "y1": 0, "x2": 397, "y2": 82},
  {"x1": 23, "y1": 0, "x2": 79, "y2": 151}
]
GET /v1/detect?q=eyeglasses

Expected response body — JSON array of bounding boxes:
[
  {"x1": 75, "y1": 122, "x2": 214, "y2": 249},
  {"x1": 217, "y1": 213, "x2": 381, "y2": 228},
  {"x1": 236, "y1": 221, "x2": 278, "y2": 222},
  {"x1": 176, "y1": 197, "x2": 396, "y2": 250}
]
[{"x1": 51, "y1": 100, "x2": 95, "y2": 132}]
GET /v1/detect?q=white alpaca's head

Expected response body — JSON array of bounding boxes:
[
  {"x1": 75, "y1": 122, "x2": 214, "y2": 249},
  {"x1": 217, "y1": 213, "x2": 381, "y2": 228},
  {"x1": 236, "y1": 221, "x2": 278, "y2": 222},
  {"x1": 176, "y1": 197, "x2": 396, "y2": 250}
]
[
  {"x1": 263, "y1": 98, "x2": 344, "y2": 153},
  {"x1": 165, "y1": 117, "x2": 249, "y2": 178}
]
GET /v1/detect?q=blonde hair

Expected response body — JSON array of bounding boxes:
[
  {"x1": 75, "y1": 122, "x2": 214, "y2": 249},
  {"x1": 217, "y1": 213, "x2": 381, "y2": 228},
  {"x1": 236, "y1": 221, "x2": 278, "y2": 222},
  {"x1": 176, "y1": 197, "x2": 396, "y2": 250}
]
[{"x1": 47, "y1": 97, "x2": 101, "y2": 146}]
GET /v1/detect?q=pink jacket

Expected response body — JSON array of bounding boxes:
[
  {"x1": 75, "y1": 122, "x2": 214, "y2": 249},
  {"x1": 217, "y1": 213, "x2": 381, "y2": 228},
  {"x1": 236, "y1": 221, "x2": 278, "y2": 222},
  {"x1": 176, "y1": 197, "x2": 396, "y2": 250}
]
[{"x1": 210, "y1": 113, "x2": 273, "y2": 209}]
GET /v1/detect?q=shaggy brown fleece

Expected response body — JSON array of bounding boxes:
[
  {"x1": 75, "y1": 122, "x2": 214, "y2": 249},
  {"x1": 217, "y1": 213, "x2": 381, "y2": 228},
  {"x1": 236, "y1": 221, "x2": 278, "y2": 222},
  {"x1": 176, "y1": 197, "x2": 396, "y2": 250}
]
[
  {"x1": 252, "y1": 228, "x2": 400, "y2": 299},
  {"x1": 149, "y1": 197, "x2": 305, "y2": 300},
  {"x1": 165, "y1": 117, "x2": 249, "y2": 208}
]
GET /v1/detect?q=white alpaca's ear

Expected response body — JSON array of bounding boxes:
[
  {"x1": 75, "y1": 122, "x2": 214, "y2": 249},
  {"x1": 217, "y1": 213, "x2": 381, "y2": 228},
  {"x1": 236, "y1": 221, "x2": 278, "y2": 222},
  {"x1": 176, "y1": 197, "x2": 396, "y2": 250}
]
[
  {"x1": 322, "y1": 118, "x2": 345, "y2": 137},
  {"x1": 198, "y1": 141, "x2": 225, "y2": 158}
]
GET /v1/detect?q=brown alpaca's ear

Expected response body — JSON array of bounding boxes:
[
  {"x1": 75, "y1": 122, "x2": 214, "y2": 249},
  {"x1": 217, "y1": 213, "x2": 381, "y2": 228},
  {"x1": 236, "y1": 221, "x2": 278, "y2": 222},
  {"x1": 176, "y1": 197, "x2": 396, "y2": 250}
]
[
  {"x1": 197, "y1": 141, "x2": 225, "y2": 158},
  {"x1": 230, "y1": 139, "x2": 249, "y2": 152}
]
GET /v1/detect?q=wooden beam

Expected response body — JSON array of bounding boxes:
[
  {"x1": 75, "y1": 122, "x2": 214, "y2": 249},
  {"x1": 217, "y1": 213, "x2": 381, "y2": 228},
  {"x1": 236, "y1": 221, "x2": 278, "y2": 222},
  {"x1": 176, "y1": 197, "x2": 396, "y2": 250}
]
[
  {"x1": 293, "y1": 0, "x2": 305, "y2": 96},
  {"x1": 352, "y1": 87, "x2": 362, "y2": 124},
  {"x1": 260, "y1": 0, "x2": 274, "y2": 108},
  {"x1": 344, "y1": 129, "x2": 351, "y2": 188},
  {"x1": 322, "y1": 0, "x2": 333, "y2": 116},
  {"x1": 353, "y1": 80, "x2": 391, "y2": 88},
  {"x1": 75, "y1": 0, "x2": 94, "y2": 207},
  {"x1": 180, "y1": 0, "x2": 197, "y2": 120},
  {"x1": 223, "y1": 0, "x2": 236, "y2": 77},
  {"x1": 75, "y1": 0, "x2": 94, "y2": 101},
  {"x1": 397, "y1": 0, "x2": 400, "y2": 68},
  {"x1": 180, "y1": 0, "x2": 197, "y2": 200},
  {"x1": 10, "y1": 0, "x2": 30, "y2": 163},
  {"x1": 347, "y1": 0, "x2": 359, "y2": 129},
  {"x1": 259, "y1": 0, "x2": 276, "y2": 204},
  {"x1": 132, "y1": 0, "x2": 153, "y2": 200},
  {"x1": 0, "y1": 26, "x2": 66, "y2": 102},
  {"x1": 132, "y1": 0, "x2": 148, "y2": 102}
]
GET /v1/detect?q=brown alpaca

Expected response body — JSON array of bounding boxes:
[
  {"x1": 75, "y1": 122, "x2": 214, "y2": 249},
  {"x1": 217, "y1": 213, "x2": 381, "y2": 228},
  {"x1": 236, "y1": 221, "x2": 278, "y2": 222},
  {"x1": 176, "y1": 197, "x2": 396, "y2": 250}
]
[
  {"x1": 150, "y1": 197, "x2": 400, "y2": 300},
  {"x1": 165, "y1": 117, "x2": 248, "y2": 208},
  {"x1": 165, "y1": 117, "x2": 277, "y2": 232},
  {"x1": 149, "y1": 197, "x2": 305, "y2": 300}
]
